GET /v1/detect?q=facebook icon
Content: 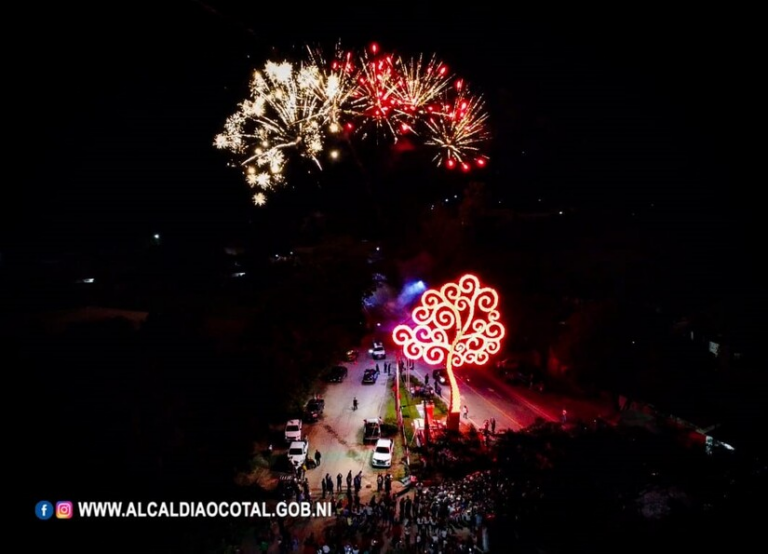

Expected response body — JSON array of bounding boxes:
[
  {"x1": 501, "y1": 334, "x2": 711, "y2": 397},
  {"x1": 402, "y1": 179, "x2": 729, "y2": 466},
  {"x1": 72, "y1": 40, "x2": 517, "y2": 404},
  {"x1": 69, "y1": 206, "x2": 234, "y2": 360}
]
[{"x1": 36, "y1": 501, "x2": 54, "y2": 520}]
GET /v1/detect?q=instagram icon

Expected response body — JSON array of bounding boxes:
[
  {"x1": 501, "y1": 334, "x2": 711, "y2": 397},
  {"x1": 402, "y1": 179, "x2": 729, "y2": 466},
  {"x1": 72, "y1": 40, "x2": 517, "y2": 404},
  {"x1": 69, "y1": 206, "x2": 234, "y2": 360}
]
[{"x1": 56, "y1": 501, "x2": 73, "y2": 519}]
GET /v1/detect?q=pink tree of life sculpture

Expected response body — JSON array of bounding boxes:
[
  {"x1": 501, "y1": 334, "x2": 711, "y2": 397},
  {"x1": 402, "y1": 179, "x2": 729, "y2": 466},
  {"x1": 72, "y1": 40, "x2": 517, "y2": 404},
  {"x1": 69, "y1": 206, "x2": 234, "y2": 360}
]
[{"x1": 393, "y1": 274, "x2": 505, "y2": 431}]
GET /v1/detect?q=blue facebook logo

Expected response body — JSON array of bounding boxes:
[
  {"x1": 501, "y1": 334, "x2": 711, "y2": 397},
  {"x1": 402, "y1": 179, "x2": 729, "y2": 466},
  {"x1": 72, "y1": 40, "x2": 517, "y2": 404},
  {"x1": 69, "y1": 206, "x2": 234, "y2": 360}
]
[{"x1": 36, "y1": 501, "x2": 54, "y2": 520}]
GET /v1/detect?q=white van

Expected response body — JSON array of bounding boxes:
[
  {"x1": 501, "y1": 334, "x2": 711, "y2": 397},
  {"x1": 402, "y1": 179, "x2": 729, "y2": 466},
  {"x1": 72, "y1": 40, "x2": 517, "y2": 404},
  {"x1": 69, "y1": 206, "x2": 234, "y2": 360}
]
[{"x1": 284, "y1": 419, "x2": 302, "y2": 443}]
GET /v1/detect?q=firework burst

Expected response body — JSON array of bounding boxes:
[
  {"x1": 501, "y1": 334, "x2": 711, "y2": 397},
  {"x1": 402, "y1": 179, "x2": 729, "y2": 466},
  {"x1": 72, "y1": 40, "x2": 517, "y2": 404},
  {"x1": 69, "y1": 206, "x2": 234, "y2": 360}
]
[
  {"x1": 216, "y1": 42, "x2": 490, "y2": 205},
  {"x1": 425, "y1": 83, "x2": 490, "y2": 170}
]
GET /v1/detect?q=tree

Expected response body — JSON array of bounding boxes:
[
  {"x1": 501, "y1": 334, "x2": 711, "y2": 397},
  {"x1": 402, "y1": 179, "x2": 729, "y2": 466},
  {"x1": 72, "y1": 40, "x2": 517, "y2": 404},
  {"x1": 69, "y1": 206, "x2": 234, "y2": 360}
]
[{"x1": 392, "y1": 273, "x2": 505, "y2": 430}]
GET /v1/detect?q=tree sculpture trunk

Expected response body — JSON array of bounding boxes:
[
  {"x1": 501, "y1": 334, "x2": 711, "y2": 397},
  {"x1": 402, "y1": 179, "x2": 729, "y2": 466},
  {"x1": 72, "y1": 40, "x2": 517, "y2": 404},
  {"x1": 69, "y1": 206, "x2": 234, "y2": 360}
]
[{"x1": 446, "y1": 345, "x2": 461, "y2": 431}]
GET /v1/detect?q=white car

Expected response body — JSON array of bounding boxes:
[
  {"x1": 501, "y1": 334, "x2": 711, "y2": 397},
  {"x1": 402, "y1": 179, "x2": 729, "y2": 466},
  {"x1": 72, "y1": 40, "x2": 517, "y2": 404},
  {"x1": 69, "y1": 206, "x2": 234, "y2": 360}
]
[
  {"x1": 371, "y1": 438, "x2": 394, "y2": 468},
  {"x1": 284, "y1": 419, "x2": 302, "y2": 443},
  {"x1": 371, "y1": 341, "x2": 386, "y2": 360},
  {"x1": 287, "y1": 440, "x2": 309, "y2": 468}
]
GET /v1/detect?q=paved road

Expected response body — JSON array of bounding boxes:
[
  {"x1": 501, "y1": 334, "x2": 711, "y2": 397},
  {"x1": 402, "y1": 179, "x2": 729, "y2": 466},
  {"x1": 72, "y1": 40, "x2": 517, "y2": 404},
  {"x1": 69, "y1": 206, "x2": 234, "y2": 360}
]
[
  {"x1": 301, "y1": 355, "x2": 397, "y2": 493},
  {"x1": 404, "y1": 359, "x2": 615, "y2": 432},
  {"x1": 368, "y1": 289, "x2": 614, "y2": 435},
  {"x1": 270, "y1": 350, "x2": 402, "y2": 545}
]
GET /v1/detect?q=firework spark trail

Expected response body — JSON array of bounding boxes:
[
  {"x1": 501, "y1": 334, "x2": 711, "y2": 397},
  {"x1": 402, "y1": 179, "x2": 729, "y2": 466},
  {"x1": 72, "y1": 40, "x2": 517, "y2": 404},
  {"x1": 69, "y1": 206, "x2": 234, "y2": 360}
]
[
  {"x1": 392, "y1": 54, "x2": 453, "y2": 115},
  {"x1": 425, "y1": 87, "x2": 490, "y2": 170},
  {"x1": 215, "y1": 42, "x2": 490, "y2": 205}
]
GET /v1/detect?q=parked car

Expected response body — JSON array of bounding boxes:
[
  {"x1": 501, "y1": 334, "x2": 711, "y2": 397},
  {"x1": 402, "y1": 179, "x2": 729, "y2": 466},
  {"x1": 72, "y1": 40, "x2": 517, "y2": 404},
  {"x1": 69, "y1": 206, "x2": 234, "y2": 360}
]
[
  {"x1": 284, "y1": 419, "x2": 302, "y2": 443},
  {"x1": 362, "y1": 368, "x2": 380, "y2": 384},
  {"x1": 498, "y1": 365, "x2": 545, "y2": 390},
  {"x1": 346, "y1": 349, "x2": 359, "y2": 362},
  {"x1": 432, "y1": 368, "x2": 447, "y2": 385},
  {"x1": 304, "y1": 397, "x2": 325, "y2": 422},
  {"x1": 371, "y1": 341, "x2": 386, "y2": 360},
  {"x1": 324, "y1": 365, "x2": 348, "y2": 383},
  {"x1": 287, "y1": 439, "x2": 309, "y2": 468},
  {"x1": 371, "y1": 438, "x2": 394, "y2": 468},
  {"x1": 363, "y1": 417, "x2": 382, "y2": 443},
  {"x1": 411, "y1": 385, "x2": 434, "y2": 398}
]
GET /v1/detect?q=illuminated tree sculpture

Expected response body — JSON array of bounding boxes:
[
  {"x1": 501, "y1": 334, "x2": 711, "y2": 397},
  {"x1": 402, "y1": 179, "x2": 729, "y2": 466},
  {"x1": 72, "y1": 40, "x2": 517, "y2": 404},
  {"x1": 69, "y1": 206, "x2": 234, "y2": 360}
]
[{"x1": 393, "y1": 274, "x2": 505, "y2": 431}]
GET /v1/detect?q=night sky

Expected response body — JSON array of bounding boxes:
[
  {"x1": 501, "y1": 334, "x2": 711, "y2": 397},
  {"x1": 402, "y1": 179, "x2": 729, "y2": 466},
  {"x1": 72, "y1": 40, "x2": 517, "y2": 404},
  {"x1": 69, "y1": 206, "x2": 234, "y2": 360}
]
[{"x1": 11, "y1": 1, "x2": 760, "y2": 261}]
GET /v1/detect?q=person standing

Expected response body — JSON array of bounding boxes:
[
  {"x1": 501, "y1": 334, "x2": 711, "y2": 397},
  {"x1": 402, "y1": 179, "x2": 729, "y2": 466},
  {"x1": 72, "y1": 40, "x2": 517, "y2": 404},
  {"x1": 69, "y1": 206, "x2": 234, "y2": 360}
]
[
  {"x1": 462, "y1": 405, "x2": 469, "y2": 419},
  {"x1": 321, "y1": 476, "x2": 327, "y2": 499},
  {"x1": 337, "y1": 473, "x2": 343, "y2": 492},
  {"x1": 377, "y1": 474, "x2": 384, "y2": 492},
  {"x1": 347, "y1": 470, "x2": 353, "y2": 491}
]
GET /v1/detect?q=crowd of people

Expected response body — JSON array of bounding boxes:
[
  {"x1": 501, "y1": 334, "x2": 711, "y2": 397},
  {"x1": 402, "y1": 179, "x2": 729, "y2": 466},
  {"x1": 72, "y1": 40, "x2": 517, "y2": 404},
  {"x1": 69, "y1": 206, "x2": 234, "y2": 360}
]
[{"x1": 286, "y1": 470, "x2": 508, "y2": 553}]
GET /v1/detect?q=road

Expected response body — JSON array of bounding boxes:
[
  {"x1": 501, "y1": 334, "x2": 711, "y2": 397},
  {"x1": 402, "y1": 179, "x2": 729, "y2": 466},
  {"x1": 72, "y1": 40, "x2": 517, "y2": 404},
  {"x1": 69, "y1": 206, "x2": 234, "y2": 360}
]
[
  {"x1": 405, "y1": 361, "x2": 551, "y2": 432},
  {"x1": 366, "y1": 290, "x2": 616, "y2": 434},
  {"x1": 404, "y1": 360, "x2": 614, "y2": 433},
  {"x1": 271, "y1": 349, "x2": 403, "y2": 543},
  {"x1": 265, "y1": 341, "x2": 614, "y2": 550}
]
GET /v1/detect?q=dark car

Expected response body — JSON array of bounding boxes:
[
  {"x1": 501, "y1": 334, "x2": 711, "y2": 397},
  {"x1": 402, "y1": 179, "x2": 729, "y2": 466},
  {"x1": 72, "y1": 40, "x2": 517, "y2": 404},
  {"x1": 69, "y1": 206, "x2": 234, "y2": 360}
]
[
  {"x1": 304, "y1": 398, "x2": 325, "y2": 422},
  {"x1": 499, "y1": 366, "x2": 545, "y2": 390},
  {"x1": 324, "y1": 365, "x2": 348, "y2": 383},
  {"x1": 432, "y1": 368, "x2": 447, "y2": 385},
  {"x1": 362, "y1": 368, "x2": 380, "y2": 384},
  {"x1": 363, "y1": 417, "x2": 382, "y2": 443},
  {"x1": 412, "y1": 385, "x2": 434, "y2": 398}
]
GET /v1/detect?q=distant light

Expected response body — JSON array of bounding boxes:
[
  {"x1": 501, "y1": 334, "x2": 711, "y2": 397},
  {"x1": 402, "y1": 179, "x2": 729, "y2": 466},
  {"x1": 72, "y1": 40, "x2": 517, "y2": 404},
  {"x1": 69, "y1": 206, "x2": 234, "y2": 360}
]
[
  {"x1": 153, "y1": 234, "x2": 160, "y2": 240},
  {"x1": 558, "y1": 211, "x2": 563, "y2": 215},
  {"x1": 78, "y1": 278, "x2": 95, "y2": 284},
  {"x1": 538, "y1": 198, "x2": 542, "y2": 202},
  {"x1": 232, "y1": 272, "x2": 246, "y2": 278},
  {"x1": 376, "y1": 323, "x2": 381, "y2": 327},
  {"x1": 330, "y1": 150, "x2": 339, "y2": 159},
  {"x1": 376, "y1": 247, "x2": 380, "y2": 252}
]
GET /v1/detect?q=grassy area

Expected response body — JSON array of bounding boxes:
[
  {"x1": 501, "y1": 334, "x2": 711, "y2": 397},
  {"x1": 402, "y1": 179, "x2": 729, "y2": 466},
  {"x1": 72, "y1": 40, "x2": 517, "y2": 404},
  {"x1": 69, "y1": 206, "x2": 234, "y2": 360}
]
[
  {"x1": 383, "y1": 377, "x2": 421, "y2": 441},
  {"x1": 383, "y1": 377, "x2": 418, "y2": 479},
  {"x1": 384, "y1": 376, "x2": 450, "y2": 479}
]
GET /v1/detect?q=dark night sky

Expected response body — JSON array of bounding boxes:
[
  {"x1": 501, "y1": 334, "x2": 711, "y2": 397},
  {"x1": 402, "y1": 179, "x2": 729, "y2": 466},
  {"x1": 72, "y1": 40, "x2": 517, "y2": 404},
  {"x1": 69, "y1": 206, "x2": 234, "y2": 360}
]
[{"x1": 9, "y1": 1, "x2": 761, "y2": 254}]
